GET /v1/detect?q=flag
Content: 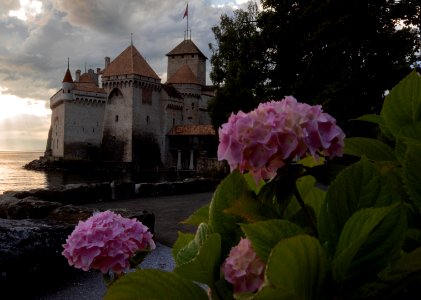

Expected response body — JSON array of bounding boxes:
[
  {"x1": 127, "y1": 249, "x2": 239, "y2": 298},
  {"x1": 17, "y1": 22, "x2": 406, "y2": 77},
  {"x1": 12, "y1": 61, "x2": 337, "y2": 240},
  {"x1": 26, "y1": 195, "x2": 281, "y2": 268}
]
[{"x1": 183, "y1": 4, "x2": 188, "y2": 19}]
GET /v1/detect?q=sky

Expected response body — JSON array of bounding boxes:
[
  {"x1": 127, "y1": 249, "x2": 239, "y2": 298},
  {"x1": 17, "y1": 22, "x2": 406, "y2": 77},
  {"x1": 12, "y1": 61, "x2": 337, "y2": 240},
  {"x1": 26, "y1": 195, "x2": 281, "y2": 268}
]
[{"x1": 0, "y1": 0, "x2": 250, "y2": 151}]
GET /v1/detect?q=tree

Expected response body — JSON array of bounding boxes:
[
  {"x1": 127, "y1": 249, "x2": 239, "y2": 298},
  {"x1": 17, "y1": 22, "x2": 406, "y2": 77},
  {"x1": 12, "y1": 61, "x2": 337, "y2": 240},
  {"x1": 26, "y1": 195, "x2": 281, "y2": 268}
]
[
  {"x1": 209, "y1": 0, "x2": 421, "y2": 135},
  {"x1": 208, "y1": 2, "x2": 267, "y2": 129}
]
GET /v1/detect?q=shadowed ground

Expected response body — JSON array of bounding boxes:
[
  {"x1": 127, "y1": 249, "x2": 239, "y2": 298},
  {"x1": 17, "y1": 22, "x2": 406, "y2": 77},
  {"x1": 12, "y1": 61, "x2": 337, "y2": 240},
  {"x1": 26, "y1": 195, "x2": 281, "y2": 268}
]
[{"x1": 82, "y1": 192, "x2": 214, "y2": 247}]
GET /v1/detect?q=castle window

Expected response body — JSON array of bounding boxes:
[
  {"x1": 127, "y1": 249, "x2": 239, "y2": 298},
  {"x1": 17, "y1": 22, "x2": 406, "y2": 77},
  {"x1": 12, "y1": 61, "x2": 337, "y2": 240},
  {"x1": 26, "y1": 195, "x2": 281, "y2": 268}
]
[
  {"x1": 115, "y1": 115, "x2": 119, "y2": 122},
  {"x1": 191, "y1": 55, "x2": 194, "y2": 58},
  {"x1": 93, "y1": 128, "x2": 95, "y2": 133},
  {"x1": 173, "y1": 118, "x2": 175, "y2": 126},
  {"x1": 192, "y1": 103, "x2": 195, "y2": 110},
  {"x1": 181, "y1": 55, "x2": 184, "y2": 58},
  {"x1": 146, "y1": 115, "x2": 150, "y2": 125},
  {"x1": 68, "y1": 90, "x2": 70, "y2": 93},
  {"x1": 172, "y1": 55, "x2": 175, "y2": 59},
  {"x1": 142, "y1": 87, "x2": 152, "y2": 104}
]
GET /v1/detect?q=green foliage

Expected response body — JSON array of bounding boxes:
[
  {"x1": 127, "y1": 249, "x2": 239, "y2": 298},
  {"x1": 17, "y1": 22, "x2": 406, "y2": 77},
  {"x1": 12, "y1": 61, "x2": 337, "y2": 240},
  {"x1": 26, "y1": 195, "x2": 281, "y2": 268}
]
[
  {"x1": 344, "y1": 137, "x2": 396, "y2": 161},
  {"x1": 319, "y1": 157, "x2": 398, "y2": 255},
  {"x1": 106, "y1": 71, "x2": 421, "y2": 299},
  {"x1": 254, "y1": 235, "x2": 328, "y2": 300},
  {"x1": 402, "y1": 141, "x2": 421, "y2": 214},
  {"x1": 104, "y1": 269, "x2": 208, "y2": 300},
  {"x1": 381, "y1": 70, "x2": 421, "y2": 139},
  {"x1": 332, "y1": 204, "x2": 406, "y2": 286},
  {"x1": 209, "y1": 170, "x2": 250, "y2": 255},
  {"x1": 210, "y1": 0, "x2": 421, "y2": 134},
  {"x1": 241, "y1": 220, "x2": 302, "y2": 262},
  {"x1": 174, "y1": 233, "x2": 221, "y2": 286}
]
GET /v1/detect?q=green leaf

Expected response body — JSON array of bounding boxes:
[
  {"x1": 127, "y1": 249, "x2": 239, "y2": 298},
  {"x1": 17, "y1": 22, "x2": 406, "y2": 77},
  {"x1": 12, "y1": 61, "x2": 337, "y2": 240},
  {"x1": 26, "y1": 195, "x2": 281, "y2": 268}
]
[
  {"x1": 353, "y1": 114, "x2": 385, "y2": 126},
  {"x1": 104, "y1": 269, "x2": 208, "y2": 300},
  {"x1": 381, "y1": 70, "x2": 421, "y2": 139},
  {"x1": 380, "y1": 246, "x2": 421, "y2": 282},
  {"x1": 285, "y1": 175, "x2": 326, "y2": 224},
  {"x1": 344, "y1": 137, "x2": 396, "y2": 161},
  {"x1": 333, "y1": 204, "x2": 406, "y2": 286},
  {"x1": 182, "y1": 204, "x2": 209, "y2": 226},
  {"x1": 209, "y1": 170, "x2": 248, "y2": 255},
  {"x1": 318, "y1": 157, "x2": 397, "y2": 255},
  {"x1": 243, "y1": 172, "x2": 265, "y2": 194},
  {"x1": 175, "y1": 223, "x2": 212, "y2": 266},
  {"x1": 224, "y1": 192, "x2": 279, "y2": 223},
  {"x1": 241, "y1": 220, "x2": 302, "y2": 262},
  {"x1": 402, "y1": 141, "x2": 421, "y2": 214},
  {"x1": 172, "y1": 232, "x2": 194, "y2": 260},
  {"x1": 255, "y1": 235, "x2": 328, "y2": 300},
  {"x1": 175, "y1": 233, "x2": 221, "y2": 286}
]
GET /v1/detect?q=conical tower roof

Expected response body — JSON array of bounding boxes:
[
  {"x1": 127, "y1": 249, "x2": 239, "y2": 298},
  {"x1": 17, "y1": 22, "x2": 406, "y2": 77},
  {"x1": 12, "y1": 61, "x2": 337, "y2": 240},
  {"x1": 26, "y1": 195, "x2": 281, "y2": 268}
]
[
  {"x1": 102, "y1": 45, "x2": 160, "y2": 79},
  {"x1": 62, "y1": 68, "x2": 74, "y2": 83},
  {"x1": 166, "y1": 39, "x2": 207, "y2": 59},
  {"x1": 166, "y1": 64, "x2": 201, "y2": 85}
]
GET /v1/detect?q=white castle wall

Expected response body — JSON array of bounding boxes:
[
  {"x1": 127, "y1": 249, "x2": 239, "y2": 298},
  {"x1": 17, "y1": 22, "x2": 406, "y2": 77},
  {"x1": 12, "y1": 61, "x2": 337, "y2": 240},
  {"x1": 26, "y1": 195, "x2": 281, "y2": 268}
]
[{"x1": 50, "y1": 103, "x2": 65, "y2": 157}]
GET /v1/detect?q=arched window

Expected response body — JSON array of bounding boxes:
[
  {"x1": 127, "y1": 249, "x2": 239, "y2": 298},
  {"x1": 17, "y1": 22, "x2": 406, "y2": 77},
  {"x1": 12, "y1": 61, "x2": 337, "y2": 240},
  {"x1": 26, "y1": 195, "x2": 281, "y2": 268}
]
[{"x1": 146, "y1": 115, "x2": 150, "y2": 125}]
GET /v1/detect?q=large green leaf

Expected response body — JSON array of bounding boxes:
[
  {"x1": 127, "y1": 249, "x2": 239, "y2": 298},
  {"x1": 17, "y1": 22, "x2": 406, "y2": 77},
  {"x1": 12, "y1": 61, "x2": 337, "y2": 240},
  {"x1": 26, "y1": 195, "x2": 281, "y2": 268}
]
[
  {"x1": 344, "y1": 137, "x2": 396, "y2": 161},
  {"x1": 380, "y1": 246, "x2": 421, "y2": 282},
  {"x1": 104, "y1": 269, "x2": 208, "y2": 300},
  {"x1": 175, "y1": 233, "x2": 221, "y2": 286},
  {"x1": 381, "y1": 70, "x2": 421, "y2": 138},
  {"x1": 241, "y1": 220, "x2": 302, "y2": 262},
  {"x1": 172, "y1": 232, "x2": 194, "y2": 260},
  {"x1": 353, "y1": 114, "x2": 385, "y2": 126},
  {"x1": 182, "y1": 204, "x2": 209, "y2": 226},
  {"x1": 332, "y1": 204, "x2": 406, "y2": 286},
  {"x1": 209, "y1": 170, "x2": 248, "y2": 255},
  {"x1": 284, "y1": 175, "x2": 326, "y2": 225},
  {"x1": 175, "y1": 223, "x2": 212, "y2": 266},
  {"x1": 318, "y1": 157, "x2": 397, "y2": 255},
  {"x1": 402, "y1": 141, "x2": 421, "y2": 214},
  {"x1": 224, "y1": 192, "x2": 279, "y2": 223},
  {"x1": 254, "y1": 235, "x2": 328, "y2": 300}
]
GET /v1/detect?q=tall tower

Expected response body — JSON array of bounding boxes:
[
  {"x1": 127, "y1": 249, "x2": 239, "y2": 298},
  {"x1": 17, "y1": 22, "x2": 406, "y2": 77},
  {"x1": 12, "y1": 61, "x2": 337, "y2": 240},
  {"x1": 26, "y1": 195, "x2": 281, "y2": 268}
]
[
  {"x1": 166, "y1": 39, "x2": 207, "y2": 86},
  {"x1": 101, "y1": 43, "x2": 162, "y2": 164}
]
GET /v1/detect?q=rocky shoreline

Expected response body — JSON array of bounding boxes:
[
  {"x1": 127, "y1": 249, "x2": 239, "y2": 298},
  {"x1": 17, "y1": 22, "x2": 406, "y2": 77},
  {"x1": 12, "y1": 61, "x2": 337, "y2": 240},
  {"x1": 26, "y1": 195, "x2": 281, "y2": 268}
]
[{"x1": 0, "y1": 177, "x2": 219, "y2": 297}]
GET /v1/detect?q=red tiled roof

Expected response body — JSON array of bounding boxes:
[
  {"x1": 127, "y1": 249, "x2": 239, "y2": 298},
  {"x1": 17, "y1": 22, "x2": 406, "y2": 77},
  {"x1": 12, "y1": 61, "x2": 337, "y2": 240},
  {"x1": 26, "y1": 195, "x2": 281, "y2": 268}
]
[
  {"x1": 62, "y1": 69, "x2": 73, "y2": 83},
  {"x1": 167, "y1": 125, "x2": 216, "y2": 136},
  {"x1": 166, "y1": 64, "x2": 201, "y2": 85},
  {"x1": 102, "y1": 45, "x2": 160, "y2": 79},
  {"x1": 73, "y1": 73, "x2": 105, "y2": 93},
  {"x1": 166, "y1": 39, "x2": 207, "y2": 59}
]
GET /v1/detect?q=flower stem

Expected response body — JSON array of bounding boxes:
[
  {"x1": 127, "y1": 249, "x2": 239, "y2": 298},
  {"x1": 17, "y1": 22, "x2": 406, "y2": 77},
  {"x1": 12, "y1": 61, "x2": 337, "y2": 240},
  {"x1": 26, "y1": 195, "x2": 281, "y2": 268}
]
[{"x1": 293, "y1": 185, "x2": 318, "y2": 236}]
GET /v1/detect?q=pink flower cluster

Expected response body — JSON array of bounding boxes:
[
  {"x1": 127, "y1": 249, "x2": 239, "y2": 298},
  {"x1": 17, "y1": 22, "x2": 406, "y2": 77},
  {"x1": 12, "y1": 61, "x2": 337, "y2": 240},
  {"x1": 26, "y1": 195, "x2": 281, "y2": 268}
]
[
  {"x1": 222, "y1": 238, "x2": 266, "y2": 293},
  {"x1": 218, "y1": 96, "x2": 345, "y2": 181},
  {"x1": 62, "y1": 211, "x2": 155, "y2": 274}
]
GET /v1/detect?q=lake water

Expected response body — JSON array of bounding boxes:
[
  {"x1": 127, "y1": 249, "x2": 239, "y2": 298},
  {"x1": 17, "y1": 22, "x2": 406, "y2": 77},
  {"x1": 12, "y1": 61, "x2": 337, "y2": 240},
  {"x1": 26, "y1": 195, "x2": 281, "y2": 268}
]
[
  {"x1": 0, "y1": 151, "x2": 47, "y2": 194},
  {"x1": 0, "y1": 151, "x2": 190, "y2": 195}
]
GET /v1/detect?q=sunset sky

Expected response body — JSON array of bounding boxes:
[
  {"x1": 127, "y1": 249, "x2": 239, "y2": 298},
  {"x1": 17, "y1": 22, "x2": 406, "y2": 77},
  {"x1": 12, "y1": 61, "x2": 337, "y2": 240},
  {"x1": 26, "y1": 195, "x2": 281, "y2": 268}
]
[{"x1": 0, "y1": 0, "x2": 250, "y2": 151}]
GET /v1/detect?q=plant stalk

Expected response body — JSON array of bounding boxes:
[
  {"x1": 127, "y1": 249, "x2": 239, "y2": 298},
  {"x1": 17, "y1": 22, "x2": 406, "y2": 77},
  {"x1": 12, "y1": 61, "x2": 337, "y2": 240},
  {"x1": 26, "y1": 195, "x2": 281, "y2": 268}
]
[{"x1": 293, "y1": 185, "x2": 318, "y2": 236}]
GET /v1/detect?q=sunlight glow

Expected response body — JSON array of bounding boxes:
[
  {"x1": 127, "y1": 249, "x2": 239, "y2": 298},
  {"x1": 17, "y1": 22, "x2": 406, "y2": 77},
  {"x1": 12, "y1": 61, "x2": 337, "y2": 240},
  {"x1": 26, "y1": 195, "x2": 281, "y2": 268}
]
[
  {"x1": 8, "y1": 0, "x2": 43, "y2": 21},
  {"x1": 0, "y1": 87, "x2": 50, "y2": 120}
]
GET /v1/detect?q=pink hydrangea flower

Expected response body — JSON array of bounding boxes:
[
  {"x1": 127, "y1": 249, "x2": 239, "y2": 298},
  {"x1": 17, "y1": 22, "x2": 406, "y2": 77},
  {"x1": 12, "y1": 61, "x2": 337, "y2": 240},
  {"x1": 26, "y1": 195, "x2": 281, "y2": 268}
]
[
  {"x1": 222, "y1": 238, "x2": 266, "y2": 293},
  {"x1": 62, "y1": 210, "x2": 155, "y2": 274},
  {"x1": 218, "y1": 96, "x2": 345, "y2": 181}
]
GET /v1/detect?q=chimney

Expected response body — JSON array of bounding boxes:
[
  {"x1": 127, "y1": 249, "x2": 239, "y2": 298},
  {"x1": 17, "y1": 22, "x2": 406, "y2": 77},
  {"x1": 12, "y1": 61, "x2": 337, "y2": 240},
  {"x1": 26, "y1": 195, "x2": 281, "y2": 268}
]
[
  {"x1": 105, "y1": 57, "x2": 110, "y2": 68},
  {"x1": 75, "y1": 69, "x2": 81, "y2": 82}
]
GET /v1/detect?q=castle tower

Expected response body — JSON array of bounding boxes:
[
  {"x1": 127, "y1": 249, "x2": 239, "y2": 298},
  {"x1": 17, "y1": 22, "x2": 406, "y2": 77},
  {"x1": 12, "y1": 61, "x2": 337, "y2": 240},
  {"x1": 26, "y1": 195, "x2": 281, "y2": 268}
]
[
  {"x1": 166, "y1": 39, "x2": 207, "y2": 86},
  {"x1": 62, "y1": 67, "x2": 74, "y2": 100},
  {"x1": 166, "y1": 64, "x2": 201, "y2": 124},
  {"x1": 101, "y1": 44, "x2": 162, "y2": 165}
]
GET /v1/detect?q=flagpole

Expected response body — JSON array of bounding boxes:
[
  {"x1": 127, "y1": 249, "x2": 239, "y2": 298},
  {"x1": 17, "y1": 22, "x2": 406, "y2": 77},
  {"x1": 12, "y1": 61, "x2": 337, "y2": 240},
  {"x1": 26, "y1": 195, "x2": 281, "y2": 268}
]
[{"x1": 186, "y1": 3, "x2": 189, "y2": 40}]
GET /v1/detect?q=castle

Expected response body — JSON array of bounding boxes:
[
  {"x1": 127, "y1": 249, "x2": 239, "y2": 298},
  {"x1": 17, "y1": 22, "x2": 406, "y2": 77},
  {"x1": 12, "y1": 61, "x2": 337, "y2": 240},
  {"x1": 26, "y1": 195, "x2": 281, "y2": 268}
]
[{"x1": 45, "y1": 38, "x2": 217, "y2": 170}]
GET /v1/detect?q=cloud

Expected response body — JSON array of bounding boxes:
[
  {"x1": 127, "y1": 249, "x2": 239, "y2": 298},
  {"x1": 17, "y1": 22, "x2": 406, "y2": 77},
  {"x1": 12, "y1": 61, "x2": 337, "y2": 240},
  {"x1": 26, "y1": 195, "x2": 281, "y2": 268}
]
[{"x1": 0, "y1": 0, "x2": 244, "y2": 150}]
